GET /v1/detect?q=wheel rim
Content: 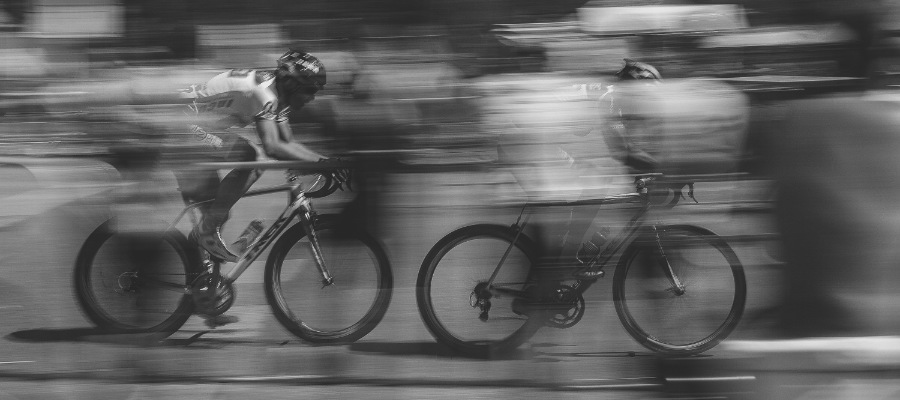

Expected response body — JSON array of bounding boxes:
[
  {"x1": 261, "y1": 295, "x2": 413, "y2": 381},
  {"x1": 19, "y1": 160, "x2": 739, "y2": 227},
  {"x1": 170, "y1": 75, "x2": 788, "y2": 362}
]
[
  {"x1": 82, "y1": 233, "x2": 190, "y2": 331},
  {"x1": 615, "y1": 230, "x2": 744, "y2": 353}
]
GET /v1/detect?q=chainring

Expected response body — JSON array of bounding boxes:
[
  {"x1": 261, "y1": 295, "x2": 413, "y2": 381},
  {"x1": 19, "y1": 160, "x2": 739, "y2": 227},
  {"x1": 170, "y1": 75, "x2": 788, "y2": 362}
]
[
  {"x1": 191, "y1": 273, "x2": 236, "y2": 317},
  {"x1": 545, "y1": 284, "x2": 586, "y2": 329}
]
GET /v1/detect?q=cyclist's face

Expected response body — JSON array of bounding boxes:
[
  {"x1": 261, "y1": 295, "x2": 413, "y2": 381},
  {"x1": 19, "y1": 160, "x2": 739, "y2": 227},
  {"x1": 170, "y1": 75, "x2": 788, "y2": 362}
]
[
  {"x1": 278, "y1": 79, "x2": 317, "y2": 105},
  {"x1": 290, "y1": 91, "x2": 315, "y2": 106}
]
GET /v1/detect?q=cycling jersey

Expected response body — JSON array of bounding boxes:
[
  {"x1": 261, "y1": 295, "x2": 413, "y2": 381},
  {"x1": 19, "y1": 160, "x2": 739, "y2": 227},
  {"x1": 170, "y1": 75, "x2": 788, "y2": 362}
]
[{"x1": 181, "y1": 69, "x2": 289, "y2": 127}]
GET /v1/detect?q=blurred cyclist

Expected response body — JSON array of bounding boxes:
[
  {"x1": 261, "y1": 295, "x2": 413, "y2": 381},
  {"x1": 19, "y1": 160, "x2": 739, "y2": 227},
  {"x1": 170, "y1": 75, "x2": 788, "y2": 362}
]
[
  {"x1": 601, "y1": 58, "x2": 663, "y2": 174},
  {"x1": 177, "y1": 49, "x2": 342, "y2": 263}
]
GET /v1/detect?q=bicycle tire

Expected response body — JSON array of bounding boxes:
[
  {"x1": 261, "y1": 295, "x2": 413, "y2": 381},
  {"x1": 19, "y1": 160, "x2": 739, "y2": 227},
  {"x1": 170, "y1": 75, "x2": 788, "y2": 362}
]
[
  {"x1": 73, "y1": 219, "x2": 200, "y2": 335},
  {"x1": 613, "y1": 224, "x2": 746, "y2": 355},
  {"x1": 416, "y1": 224, "x2": 544, "y2": 359},
  {"x1": 265, "y1": 215, "x2": 392, "y2": 344}
]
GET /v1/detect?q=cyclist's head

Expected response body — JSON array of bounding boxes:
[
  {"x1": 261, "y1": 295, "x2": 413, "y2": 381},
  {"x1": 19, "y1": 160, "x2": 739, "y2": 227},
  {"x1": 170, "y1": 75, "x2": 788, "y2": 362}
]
[
  {"x1": 615, "y1": 59, "x2": 662, "y2": 82},
  {"x1": 275, "y1": 49, "x2": 327, "y2": 104}
]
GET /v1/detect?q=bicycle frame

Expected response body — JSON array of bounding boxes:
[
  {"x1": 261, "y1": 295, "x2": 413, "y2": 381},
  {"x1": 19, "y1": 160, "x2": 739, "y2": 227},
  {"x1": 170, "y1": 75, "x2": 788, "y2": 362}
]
[
  {"x1": 164, "y1": 174, "x2": 335, "y2": 289},
  {"x1": 486, "y1": 177, "x2": 685, "y2": 299}
]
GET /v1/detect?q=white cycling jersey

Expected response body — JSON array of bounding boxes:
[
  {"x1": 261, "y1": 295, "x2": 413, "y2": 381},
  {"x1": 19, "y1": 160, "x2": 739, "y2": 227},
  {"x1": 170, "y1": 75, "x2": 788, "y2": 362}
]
[{"x1": 181, "y1": 69, "x2": 289, "y2": 128}]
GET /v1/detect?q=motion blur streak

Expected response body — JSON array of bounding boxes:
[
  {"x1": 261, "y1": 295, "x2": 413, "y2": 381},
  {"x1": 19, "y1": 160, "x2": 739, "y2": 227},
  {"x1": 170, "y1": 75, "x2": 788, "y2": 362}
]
[{"x1": 1, "y1": 0, "x2": 900, "y2": 399}]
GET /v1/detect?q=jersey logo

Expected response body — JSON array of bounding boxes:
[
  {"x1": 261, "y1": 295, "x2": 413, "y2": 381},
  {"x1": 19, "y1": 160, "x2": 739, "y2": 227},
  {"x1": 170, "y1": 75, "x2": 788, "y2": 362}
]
[
  {"x1": 190, "y1": 125, "x2": 224, "y2": 148},
  {"x1": 275, "y1": 107, "x2": 290, "y2": 123}
]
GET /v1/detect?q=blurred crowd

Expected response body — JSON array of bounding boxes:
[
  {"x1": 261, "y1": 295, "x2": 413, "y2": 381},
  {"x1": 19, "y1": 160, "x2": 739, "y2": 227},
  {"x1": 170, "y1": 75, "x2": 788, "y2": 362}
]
[{"x1": 4, "y1": 0, "x2": 900, "y2": 399}]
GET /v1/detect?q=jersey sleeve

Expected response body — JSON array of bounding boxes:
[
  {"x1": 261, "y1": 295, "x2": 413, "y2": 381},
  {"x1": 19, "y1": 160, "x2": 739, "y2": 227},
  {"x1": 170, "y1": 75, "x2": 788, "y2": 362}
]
[
  {"x1": 252, "y1": 98, "x2": 290, "y2": 124},
  {"x1": 253, "y1": 101, "x2": 289, "y2": 123},
  {"x1": 254, "y1": 100, "x2": 277, "y2": 120},
  {"x1": 251, "y1": 91, "x2": 279, "y2": 121},
  {"x1": 274, "y1": 106, "x2": 290, "y2": 123}
]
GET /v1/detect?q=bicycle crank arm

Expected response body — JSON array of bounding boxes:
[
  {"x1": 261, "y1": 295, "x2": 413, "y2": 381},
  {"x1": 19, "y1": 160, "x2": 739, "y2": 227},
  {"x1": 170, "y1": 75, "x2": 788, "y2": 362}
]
[{"x1": 488, "y1": 286, "x2": 528, "y2": 299}]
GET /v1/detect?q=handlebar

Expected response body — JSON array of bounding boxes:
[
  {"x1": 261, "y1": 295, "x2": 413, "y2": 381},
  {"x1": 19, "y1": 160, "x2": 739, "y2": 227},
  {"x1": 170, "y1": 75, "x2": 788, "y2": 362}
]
[
  {"x1": 633, "y1": 174, "x2": 696, "y2": 209},
  {"x1": 287, "y1": 168, "x2": 351, "y2": 199},
  {"x1": 189, "y1": 160, "x2": 354, "y2": 200}
]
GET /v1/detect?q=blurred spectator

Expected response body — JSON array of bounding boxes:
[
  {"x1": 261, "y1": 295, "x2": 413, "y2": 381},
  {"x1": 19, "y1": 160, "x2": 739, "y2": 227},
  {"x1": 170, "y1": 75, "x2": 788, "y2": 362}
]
[
  {"x1": 669, "y1": 90, "x2": 900, "y2": 399},
  {"x1": 770, "y1": 94, "x2": 900, "y2": 338}
]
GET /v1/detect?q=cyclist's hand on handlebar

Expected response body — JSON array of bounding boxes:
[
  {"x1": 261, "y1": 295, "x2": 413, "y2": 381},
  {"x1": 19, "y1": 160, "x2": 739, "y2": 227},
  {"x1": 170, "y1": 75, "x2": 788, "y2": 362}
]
[
  {"x1": 333, "y1": 168, "x2": 353, "y2": 191},
  {"x1": 318, "y1": 158, "x2": 353, "y2": 192}
]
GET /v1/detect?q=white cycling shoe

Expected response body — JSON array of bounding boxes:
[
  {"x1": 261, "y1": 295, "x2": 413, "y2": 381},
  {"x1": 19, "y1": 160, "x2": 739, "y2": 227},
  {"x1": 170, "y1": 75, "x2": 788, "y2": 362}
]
[{"x1": 194, "y1": 219, "x2": 238, "y2": 262}]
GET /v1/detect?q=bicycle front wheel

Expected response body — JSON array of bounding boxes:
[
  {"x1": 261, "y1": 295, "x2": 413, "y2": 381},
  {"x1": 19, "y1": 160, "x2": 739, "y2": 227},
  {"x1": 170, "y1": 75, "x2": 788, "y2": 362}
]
[
  {"x1": 416, "y1": 224, "x2": 544, "y2": 359},
  {"x1": 613, "y1": 224, "x2": 746, "y2": 355},
  {"x1": 265, "y1": 215, "x2": 392, "y2": 344},
  {"x1": 74, "y1": 219, "x2": 199, "y2": 335}
]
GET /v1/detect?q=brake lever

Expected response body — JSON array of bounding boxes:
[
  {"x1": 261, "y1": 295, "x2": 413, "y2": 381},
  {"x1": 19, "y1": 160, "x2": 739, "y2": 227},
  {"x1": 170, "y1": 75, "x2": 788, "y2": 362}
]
[{"x1": 344, "y1": 173, "x2": 353, "y2": 191}]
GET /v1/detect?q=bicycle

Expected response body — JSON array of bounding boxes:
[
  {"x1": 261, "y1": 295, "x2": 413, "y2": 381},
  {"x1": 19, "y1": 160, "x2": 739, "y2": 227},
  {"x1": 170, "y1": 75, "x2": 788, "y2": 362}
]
[
  {"x1": 416, "y1": 175, "x2": 746, "y2": 358},
  {"x1": 73, "y1": 160, "x2": 393, "y2": 344}
]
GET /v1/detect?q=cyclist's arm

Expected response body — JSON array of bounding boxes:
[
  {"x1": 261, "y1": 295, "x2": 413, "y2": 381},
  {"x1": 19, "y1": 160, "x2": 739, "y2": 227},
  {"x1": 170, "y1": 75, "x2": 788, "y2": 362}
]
[{"x1": 255, "y1": 118, "x2": 327, "y2": 161}]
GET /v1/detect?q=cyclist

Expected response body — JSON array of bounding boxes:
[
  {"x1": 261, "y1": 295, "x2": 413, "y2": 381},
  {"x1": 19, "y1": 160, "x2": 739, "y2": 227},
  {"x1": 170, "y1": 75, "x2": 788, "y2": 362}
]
[
  {"x1": 177, "y1": 49, "x2": 341, "y2": 263},
  {"x1": 509, "y1": 58, "x2": 666, "y2": 297}
]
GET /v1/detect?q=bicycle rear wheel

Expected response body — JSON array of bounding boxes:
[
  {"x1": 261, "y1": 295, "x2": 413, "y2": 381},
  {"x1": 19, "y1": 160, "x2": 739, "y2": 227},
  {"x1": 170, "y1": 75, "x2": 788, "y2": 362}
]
[
  {"x1": 265, "y1": 215, "x2": 392, "y2": 344},
  {"x1": 613, "y1": 224, "x2": 746, "y2": 355},
  {"x1": 74, "y1": 219, "x2": 199, "y2": 335},
  {"x1": 416, "y1": 224, "x2": 544, "y2": 359}
]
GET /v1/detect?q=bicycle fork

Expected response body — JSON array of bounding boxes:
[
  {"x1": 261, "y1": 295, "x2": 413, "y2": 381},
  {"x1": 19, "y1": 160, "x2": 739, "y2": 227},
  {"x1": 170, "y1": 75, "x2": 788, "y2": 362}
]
[
  {"x1": 651, "y1": 225, "x2": 686, "y2": 296},
  {"x1": 296, "y1": 195, "x2": 335, "y2": 287}
]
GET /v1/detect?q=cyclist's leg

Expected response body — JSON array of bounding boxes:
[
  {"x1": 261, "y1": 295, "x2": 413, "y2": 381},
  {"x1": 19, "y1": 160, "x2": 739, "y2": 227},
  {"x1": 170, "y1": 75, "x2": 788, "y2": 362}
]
[
  {"x1": 204, "y1": 136, "x2": 262, "y2": 227},
  {"x1": 167, "y1": 124, "x2": 226, "y2": 214},
  {"x1": 529, "y1": 206, "x2": 598, "y2": 282},
  {"x1": 498, "y1": 142, "x2": 600, "y2": 279},
  {"x1": 204, "y1": 138, "x2": 262, "y2": 326},
  {"x1": 172, "y1": 168, "x2": 219, "y2": 214},
  {"x1": 166, "y1": 129, "x2": 252, "y2": 261}
]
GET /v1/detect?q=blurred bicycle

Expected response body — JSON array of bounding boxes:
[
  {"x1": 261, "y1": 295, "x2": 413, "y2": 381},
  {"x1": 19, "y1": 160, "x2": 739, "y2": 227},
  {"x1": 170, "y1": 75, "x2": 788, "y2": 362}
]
[{"x1": 416, "y1": 174, "x2": 746, "y2": 358}]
